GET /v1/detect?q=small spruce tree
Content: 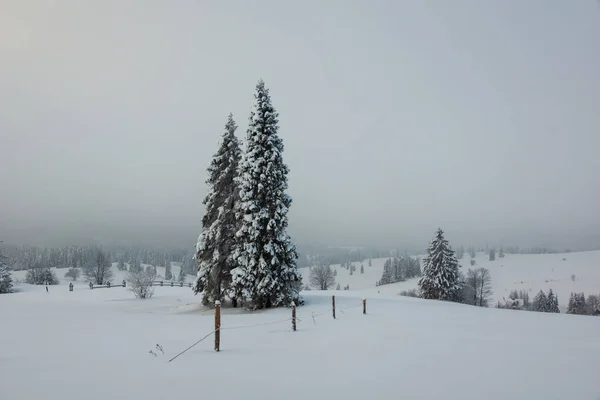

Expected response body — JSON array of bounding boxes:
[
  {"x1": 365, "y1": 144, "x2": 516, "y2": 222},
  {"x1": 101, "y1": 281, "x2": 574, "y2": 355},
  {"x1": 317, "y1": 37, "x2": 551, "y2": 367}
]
[
  {"x1": 164, "y1": 262, "x2": 173, "y2": 281},
  {"x1": 0, "y1": 249, "x2": 13, "y2": 294}
]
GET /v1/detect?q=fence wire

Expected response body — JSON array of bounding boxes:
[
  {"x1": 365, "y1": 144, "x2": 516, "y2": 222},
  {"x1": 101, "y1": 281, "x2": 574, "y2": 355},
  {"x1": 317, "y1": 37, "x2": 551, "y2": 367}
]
[{"x1": 169, "y1": 298, "x2": 368, "y2": 362}]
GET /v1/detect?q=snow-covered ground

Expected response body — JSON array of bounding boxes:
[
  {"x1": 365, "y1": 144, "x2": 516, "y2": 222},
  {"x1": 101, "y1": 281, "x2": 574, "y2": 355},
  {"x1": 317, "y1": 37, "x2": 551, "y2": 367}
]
[
  {"x1": 302, "y1": 250, "x2": 600, "y2": 309},
  {"x1": 2, "y1": 262, "x2": 600, "y2": 399}
]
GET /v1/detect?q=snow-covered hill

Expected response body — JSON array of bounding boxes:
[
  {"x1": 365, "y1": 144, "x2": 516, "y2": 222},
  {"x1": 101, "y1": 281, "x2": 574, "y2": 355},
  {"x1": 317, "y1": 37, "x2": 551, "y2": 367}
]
[
  {"x1": 301, "y1": 250, "x2": 600, "y2": 309},
  {"x1": 1, "y1": 282, "x2": 598, "y2": 399}
]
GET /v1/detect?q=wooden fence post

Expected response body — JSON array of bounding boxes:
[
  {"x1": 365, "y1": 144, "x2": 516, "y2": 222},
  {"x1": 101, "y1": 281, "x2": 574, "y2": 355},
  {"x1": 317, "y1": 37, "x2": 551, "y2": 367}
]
[
  {"x1": 214, "y1": 300, "x2": 221, "y2": 352},
  {"x1": 291, "y1": 302, "x2": 296, "y2": 332},
  {"x1": 332, "y1": 295, "x2": 336, "y2": 319},
  {"x1": 363, "y1": 298, "x2": 366, "y2": 314}
]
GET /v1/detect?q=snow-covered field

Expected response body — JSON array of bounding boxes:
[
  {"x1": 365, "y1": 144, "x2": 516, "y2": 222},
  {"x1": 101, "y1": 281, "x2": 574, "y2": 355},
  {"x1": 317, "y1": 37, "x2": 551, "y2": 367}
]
[
  {"x1": 303, "y1": 250, "x2": 600, "y2": 309},
  {"x1": 10, "y1": 262, "x2": 193, "y2": 288},
  {"x1": 2, "y1": 258, "x2": 600, "y2": 400}
]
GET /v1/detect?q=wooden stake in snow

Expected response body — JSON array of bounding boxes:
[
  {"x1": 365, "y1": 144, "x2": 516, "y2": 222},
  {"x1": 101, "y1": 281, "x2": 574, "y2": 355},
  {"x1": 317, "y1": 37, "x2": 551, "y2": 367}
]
[
  {"x1": 214, "y1": 300, "x2": 221, "y2": 352},
  {"x1": 363, "y1": 298, "x2": 366, "y2": 314},
  {"x1": 332, "y1": 295, "x2": 336, "y2": 319},
  {"x1": 291, "y1": 302, "x2": 296, "y2": 332}
]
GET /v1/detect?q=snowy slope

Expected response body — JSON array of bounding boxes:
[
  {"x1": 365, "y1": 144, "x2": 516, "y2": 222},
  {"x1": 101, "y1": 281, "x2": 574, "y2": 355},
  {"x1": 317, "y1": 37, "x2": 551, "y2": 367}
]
[
  {"x1": 1, "y1": 285, "x2": 599, "y2": 400},
  {"x1": 301, "y1": 250, "x2": 600, "y2": 308}
]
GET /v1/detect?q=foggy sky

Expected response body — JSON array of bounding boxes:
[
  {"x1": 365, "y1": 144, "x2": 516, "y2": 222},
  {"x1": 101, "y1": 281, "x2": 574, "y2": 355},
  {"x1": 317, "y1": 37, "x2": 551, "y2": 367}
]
[{"x1": 1, "y1": 0, "x2": 599, "y2": 251}]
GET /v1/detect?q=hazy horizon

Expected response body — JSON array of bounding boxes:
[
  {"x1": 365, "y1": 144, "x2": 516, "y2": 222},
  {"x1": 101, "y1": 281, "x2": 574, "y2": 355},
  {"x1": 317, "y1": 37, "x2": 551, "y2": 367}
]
[{"x1": 1, "y1": 1, "x2": 599, "y2": 251}]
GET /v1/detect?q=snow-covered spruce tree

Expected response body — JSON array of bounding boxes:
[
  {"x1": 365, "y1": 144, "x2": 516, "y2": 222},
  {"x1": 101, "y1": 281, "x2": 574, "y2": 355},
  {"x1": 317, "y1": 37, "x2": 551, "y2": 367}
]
[
  {"x1": 0, "y1": 248, "x2": 13, "y2": 294},
  {"x1": 164, "y1": 262, "x2": 172, "y2": 281},
  {"x1": 193, "y1": 113, "x2": 242, "y2": 306},
  {"x1": 567, "y1": 292, "x2": 587, "y2": 315},
  {"x1": 533, "y1": 290, "x2": 548, "y2": 312},
  {"x1": 547, "y1": 289, "x2": 560, "y2": 313},
  {"x1": 418, "y1": 228, "x2": 462, "y2": 301},
  {"x1": 231, "y1": 80, "x2": 302, "y2": 309}
]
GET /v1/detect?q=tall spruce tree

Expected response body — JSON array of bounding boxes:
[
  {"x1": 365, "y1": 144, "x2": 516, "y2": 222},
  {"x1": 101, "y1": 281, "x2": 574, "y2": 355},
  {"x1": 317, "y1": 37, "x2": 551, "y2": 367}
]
[
  {"x1": 533, "y1": 290, "x2": 548, "y2": 312},
  {"x1": 418, "y1": 228, "x2": 462, "y2": 301},
  {"x1": 193, "y1": 114, "x2": 242, "y2": 306},
  {"x1": 231, "y1": 80, "x2": 302, "y2": 309},
  {"x1": 567, "y1": 292, "x2": 587, "y2": 315},
  {"x1": 547, "y1": 289, "x2": 560, "y2": 313}
]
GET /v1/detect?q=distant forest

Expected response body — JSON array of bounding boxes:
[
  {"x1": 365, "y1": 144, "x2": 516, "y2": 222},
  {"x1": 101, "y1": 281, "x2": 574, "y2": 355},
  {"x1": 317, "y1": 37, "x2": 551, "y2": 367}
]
[{"x1": 0, "y1": 241, "x2": 589, "y2": 276}]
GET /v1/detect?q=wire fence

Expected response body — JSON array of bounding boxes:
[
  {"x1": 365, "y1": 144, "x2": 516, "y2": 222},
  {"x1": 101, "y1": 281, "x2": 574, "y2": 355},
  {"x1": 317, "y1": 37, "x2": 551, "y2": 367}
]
[{"x1": 167, "y1": 295, "x2": 368, "y2": 362}]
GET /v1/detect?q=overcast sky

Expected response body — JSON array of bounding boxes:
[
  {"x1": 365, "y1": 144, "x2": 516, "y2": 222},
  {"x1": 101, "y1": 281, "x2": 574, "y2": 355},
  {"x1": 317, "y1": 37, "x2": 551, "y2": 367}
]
[{"x1": 1, "y1": 0, "x2": 599, "y2": 251}]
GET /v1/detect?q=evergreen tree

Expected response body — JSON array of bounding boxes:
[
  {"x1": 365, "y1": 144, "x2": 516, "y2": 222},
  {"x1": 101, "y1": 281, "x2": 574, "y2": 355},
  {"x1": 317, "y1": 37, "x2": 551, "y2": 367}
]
[
  {"x1": 193, "y1": 114, "x2": 242, "y2": 306},
  {"x1": 489, "y1": 249, "x2": 496, "y2": 261},
  {"x1": 360, "y1": 264, "x2": 364, "y2": 274},
  {"x1": 391, "y1": 257, "x2": 400, "y2": 282},
  {"x1": 567, "y1": 292, "x2": 575, "y2": 314},
  {"x1": 165, "y1": 262, "x2": 172, "y2": 281},
  {"x1": 498, "y1": 247, "x2": 505, "y2": 258},
  {"x1": 368, "y1": 258, "x2": 372, "y2": 267},
  {"x1": 231, "y1": 80, "x2": 302, "y2": 309},
  {"x1": 567, "y1": 292, "x2": 587, "y2": 315},
  {"x1": 418, "y1": 228, "x2": 462, "y2": 301},
  {"x1": 533, "y1": 290, "x2": 548, "y2": 312},
  {"x1": 117, "y1": 259, "x2": 127, "y2": 271},
  {"x1": 178, "y1": 266, "x2": 186, "y2": 283},
  {"x1": 0, "y1": 248, "x2": 13, "y2": 294},
  {"x1": 411, "y1": 257, "x2": 422, "y2": 278},
  {"x1": 547, "y1": 289, "x2": 560, "y2": 313},
  {"x1": 379, "y1": 259, "x2": 393, "y2": 285}
]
